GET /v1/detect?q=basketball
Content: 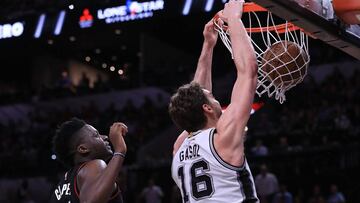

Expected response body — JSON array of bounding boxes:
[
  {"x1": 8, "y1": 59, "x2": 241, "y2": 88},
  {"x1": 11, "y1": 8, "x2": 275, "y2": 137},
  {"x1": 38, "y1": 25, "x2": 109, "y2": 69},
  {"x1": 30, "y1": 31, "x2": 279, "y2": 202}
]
[{"x1": 261, "y1": 40, "x2": 309, "y2": 86}]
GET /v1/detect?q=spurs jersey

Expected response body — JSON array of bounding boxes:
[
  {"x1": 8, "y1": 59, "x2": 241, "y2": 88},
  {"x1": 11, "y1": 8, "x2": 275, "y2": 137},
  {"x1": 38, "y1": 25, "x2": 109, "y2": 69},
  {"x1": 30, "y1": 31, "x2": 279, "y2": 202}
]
[
  {"x1": 171, "y1": 128, "x2": 259, "y2": 203},
  {"x1": 50, "y1": 162, "x2": 123, "y2": 203}
]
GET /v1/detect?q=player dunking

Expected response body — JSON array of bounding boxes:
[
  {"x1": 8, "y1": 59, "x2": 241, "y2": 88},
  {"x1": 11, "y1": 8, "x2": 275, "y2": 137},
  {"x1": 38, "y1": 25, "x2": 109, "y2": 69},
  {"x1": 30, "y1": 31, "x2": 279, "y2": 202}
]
[
  {"x1": 169, "y1": 0, "x2": 259, "y2": 202},
  {"x1": 50, "y1": 118, "x2": 127, "y2": 203}
]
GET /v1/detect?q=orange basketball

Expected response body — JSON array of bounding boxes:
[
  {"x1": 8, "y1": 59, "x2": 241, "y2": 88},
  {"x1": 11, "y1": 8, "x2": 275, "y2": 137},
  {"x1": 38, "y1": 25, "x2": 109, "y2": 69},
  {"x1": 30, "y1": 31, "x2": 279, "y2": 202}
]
[{"x1": 262, "y1": 40, "x2": 309, "y2": 86}]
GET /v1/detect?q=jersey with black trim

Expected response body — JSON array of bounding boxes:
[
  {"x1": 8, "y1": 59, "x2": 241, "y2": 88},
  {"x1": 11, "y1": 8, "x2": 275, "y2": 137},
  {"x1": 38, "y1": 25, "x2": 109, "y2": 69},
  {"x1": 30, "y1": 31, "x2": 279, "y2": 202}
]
[
  {"x1": 171, "y1": 128, "x2": 259, "y2": 203},
  {"x1": 50, "y1": 162, "x2": 123, "y2": 203}
]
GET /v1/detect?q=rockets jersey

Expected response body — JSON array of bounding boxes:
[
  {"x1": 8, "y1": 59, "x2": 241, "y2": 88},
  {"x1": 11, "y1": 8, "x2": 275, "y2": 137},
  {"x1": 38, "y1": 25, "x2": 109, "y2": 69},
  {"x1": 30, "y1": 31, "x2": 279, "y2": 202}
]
[
  {"x1": 50, "y1": 162, "x2": 123, "y2": 203},
  {"x1": 171, "y1": 128, "x2": 259, "y2": 203}
]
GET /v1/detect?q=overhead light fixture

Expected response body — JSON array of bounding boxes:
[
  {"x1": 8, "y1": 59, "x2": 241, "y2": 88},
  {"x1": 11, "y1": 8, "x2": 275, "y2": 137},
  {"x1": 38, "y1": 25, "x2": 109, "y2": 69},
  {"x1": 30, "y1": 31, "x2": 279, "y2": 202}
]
[
  {"x1": 54, "y1": 11, "x2": 66, "y2": 35},
  {"x1": 110, "y1": 66, "x2": 115, "y2": 71},
  {"x1": 115, "y1": 29, "x2": 122, "y2": 35},
  {"x1": 85, "y1": 56, "x2": 91, "y2": 62},
  {"x1": 34, "y1": 14, "x2": 46, "y2": 38},
  {"x1": 69, "y1": 4, "x2": 74, "y2": 10},
  {"x1": 102, "y1": 63, "x2": 107, "y2": 68}
]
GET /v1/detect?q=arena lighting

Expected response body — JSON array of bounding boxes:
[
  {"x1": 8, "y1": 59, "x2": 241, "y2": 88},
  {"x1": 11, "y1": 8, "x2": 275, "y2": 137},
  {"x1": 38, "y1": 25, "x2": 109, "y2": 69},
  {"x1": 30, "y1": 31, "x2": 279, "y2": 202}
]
[
  {"x1": 182, "y1": 0, "x2": 227, "y2": 15},
  {"x1": 110, "y1": 66, "x2": 115, "y2": 71},
  {"x1": 115, "y1": 29, "x2": 122, "y2": 35},
  {"x1": 85, "y1": 56, "x2": 91, "y2": 62},
  {"x1": 118, "y1": 69, "x2": 124, "y2": 75},
  {"x1": 69, "y1": 4, "x2": 74, "y2": 10},
  {"x1": 205, "y1": 0, "x2": 214, "y2": 12},
  {"x1": 34, "y1": 14, "x2": 46, "y2": 38},
  {"x1": 51, "y1": 154, "x2": 57, "y2": 160},
  {"x1": 54, "y1": 11, "x2": 66, "y2": 35},
  {"x1": 95, "y1": 48, "x2": 101, "y2": 54},
  {"x1": 102, "y1": 63, "x2": 107, "y2": 68},
  {"x1": 69, "y1": 36, "x2": 76, "y2": 41},
  {"x1": 182, "y1": 0, "x2": 192, "y2": 15},
  {"x1": 0, "y1": 22, "x2": 24, "y2": 39}
]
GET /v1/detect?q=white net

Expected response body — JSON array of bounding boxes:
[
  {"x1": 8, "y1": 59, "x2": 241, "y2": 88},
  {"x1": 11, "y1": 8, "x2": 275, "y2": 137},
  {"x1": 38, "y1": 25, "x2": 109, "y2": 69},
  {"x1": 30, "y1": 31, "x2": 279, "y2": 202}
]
[{"x1": 214, "y1": 6, "x2": 310, "y2": 103}]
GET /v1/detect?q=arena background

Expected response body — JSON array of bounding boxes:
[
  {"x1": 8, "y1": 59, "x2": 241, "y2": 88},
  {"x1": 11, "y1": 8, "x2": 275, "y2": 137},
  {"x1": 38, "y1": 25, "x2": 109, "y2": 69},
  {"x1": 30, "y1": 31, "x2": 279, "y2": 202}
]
[{"x1": 0, "y1": 0, "x2": 359, "y2": 202}]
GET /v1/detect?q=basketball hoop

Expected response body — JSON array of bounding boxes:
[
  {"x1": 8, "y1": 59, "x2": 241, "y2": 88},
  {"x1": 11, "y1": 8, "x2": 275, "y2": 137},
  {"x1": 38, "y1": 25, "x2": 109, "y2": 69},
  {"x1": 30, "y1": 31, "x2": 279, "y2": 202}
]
[{"x1": 213, "y1": 3, "x2": 310, "y2": 103}]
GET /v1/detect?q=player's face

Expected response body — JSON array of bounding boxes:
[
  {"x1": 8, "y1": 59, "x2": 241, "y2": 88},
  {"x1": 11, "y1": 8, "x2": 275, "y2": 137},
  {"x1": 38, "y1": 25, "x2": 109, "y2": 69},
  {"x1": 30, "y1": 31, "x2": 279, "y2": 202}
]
[
  {"x1": 78, "y1": 125, "x2": 113, "y2": 160},
  {"x1": 202, "y1": 89, "x2": 222, "y2": 119}
]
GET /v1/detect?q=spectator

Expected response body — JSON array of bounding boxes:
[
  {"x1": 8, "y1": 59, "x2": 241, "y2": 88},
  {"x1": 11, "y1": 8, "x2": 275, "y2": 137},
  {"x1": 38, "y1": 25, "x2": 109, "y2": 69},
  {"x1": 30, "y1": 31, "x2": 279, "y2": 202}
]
[
  {"x1": 334, "y1": 107, "x2": 351, "y2": 130},
  {"x1": 273, "y1": 136, "x2": 292, "y2": 153},
  {"x1": 140, "y1": 178, "x2": 164, "y2": 203},
  {"x1": 255, "y1": 164, "x2": 279, "y2": 203},
  {"x1": 170, "y1": 184, "x2": 182, "y2": 203},
  {"x1": 58, "y1": 71, "x2": 72, "y2": 89},
  {"x1": 251, "y1": 139, "x2": 269, "y2": 156},
  {"x1": 327, "y1": 184, "x2": 345, "y2": 203},
  {"x1": 308, "y1": 185, "x2": 326, "y2": 203},
  {"x1": 78, "y1": 72, "x2": 90, "y2": 94},
  {"x1": 294, "y1": 189, "x2": 305, "y2": 203},
  {"x1": 272, "y1": 184, "x2": 293, "y2": 203},
  {"x1": 17, "y1": 180, "x2": 35, "y2": 203}
]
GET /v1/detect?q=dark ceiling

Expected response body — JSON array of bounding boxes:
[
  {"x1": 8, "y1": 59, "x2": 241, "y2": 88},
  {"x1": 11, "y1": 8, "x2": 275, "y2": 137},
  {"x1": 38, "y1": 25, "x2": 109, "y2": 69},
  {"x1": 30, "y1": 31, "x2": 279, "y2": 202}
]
[{"x1": 0, "y1": 0, "x2": 118, "y2": 21}]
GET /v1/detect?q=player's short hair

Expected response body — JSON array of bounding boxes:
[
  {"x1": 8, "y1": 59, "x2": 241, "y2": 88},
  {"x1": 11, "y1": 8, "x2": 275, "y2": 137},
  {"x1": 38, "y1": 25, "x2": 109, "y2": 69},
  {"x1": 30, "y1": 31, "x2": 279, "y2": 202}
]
[
  {"x1": 169, "y1": 82, "x2": 209, "y2": 132},
  {"x1": 52, "y1": 117, "x2": 86, "y2": 167}
]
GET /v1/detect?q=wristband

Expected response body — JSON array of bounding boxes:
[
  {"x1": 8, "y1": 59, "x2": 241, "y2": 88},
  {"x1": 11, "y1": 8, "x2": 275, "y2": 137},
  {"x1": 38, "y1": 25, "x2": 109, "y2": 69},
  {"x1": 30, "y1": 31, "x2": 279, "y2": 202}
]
[{"x1": 113, "y1": 152, "x2": 126, "y2": 158}]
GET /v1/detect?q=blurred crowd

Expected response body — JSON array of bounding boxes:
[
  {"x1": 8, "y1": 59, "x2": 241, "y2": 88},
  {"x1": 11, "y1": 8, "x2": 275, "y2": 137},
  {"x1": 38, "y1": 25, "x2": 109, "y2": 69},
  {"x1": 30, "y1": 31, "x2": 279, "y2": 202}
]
[
  {"x1": 0, "y1": 65, "x2": 359, "y2": 202},
  {"x1": 248, "y1": 67, "x2": 360, "y2": 155},
  {"x1": 0, "y1": 95, "x2": 171, "y2": 177},
  {"x1": 0, "y1": 70, "x2": 134, "y2": 105}
]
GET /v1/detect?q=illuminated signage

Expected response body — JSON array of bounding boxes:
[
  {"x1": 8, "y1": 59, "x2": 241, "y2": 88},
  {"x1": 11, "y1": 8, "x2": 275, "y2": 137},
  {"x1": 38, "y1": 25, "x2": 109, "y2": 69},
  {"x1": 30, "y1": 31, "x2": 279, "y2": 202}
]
[
  {"x1": 0, "y1": 22, "x2": 24, "y2": 39},
  {"x1": 79, "y1": 9, "x2": 94, "y2": 28},
  {"x1": 182, "y1": 0, "x2": 226, "y2": 15},
  {"x1": 97, "y1": 0, "x2": 164, "y2": 24}
]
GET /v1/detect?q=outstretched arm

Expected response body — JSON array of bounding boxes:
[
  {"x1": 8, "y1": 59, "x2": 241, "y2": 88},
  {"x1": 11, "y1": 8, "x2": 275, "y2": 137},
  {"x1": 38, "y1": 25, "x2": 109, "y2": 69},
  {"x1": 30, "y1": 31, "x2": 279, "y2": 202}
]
[
  {"x1": 78, "y1": 123, "x2": 127, "y2": 203},
  {"x1": 215, "y1": 0, "x2": 258, "y2": 167},
  {"x1": 192, "y1": 20, "x2": 218, "y2": 91},
  {"x1": 173, "y1": 20, "x2": 218, "y2": 156}
]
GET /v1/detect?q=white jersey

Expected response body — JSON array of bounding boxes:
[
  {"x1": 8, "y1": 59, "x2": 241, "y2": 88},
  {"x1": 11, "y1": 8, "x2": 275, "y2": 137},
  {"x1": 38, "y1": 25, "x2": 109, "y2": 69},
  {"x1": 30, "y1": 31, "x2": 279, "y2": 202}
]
[{"x1": 171, "y1": 128, "x2": 259, "y2": 203}]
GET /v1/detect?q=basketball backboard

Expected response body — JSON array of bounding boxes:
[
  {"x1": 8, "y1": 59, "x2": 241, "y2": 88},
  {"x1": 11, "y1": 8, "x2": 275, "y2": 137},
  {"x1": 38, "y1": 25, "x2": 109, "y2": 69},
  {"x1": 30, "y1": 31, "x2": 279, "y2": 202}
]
[{"x1": 250, "y1": 0, "x2": 360, "y2": 60}]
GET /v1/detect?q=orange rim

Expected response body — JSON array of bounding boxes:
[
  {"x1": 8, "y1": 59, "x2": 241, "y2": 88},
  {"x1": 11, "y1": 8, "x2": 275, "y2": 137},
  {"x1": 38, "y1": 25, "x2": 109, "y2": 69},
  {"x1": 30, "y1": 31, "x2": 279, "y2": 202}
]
[{"x1": 213, "y1": 2, "x2": 303, "y2": 34}]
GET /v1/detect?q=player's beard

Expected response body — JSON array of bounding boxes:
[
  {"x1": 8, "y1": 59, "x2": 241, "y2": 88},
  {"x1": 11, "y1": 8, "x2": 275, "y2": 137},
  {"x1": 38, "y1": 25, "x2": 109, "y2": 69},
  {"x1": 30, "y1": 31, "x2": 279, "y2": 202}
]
[{"x1": 215, "y1": 106, "x2": 222, "y2": 118}]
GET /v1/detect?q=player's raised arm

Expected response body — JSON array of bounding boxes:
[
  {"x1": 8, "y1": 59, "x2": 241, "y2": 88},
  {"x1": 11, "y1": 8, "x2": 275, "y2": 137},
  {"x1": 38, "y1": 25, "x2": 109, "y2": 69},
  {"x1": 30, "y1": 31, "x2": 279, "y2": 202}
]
[
  {"x1": 215, "y1": 0, "x2": 258, "y2": 167},
  {"x1": 192, "y1": 20, "x2": 218, "y2": 91},
  {"x1": 79, "y1": 123, "x2": 127, "y2": 203},
  {"x1": 172, "y1": 20, "x2": 218, "y2": 156}
]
